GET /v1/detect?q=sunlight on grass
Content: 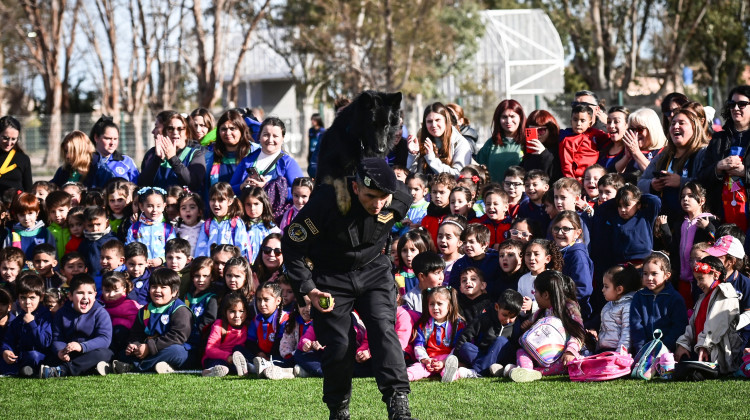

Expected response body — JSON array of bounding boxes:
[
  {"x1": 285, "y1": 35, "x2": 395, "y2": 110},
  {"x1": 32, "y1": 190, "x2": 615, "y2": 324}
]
[{"x1": 1, "y1": 375, "x2": 750, "y2": 419}]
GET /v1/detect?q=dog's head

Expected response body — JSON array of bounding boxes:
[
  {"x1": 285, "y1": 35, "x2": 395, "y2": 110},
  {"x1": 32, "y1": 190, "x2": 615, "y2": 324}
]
[{"x1": 356, "y1": 91, "x2": 403, "y2": 157}]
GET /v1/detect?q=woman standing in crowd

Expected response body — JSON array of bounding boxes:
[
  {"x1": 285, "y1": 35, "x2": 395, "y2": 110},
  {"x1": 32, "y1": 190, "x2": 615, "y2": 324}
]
[
  {"x1": 446, "y1": 103, "x2": 479, "y2": 154},
  {"x1": 406, "y1": 102, "x2": 472, "y2": 176},
  {"x1": 639, "y1": 108, "x2": 707, "y2": 221},
  {"x1": 205, "y1": 110, "x2": 258, "y2": 195},
  {"x1": 521, "y1": 109, "x2": 561, "y2": 181},
  {"x1": 139, "y1": 111, "x2": 207, "y2": 193},
  {"x1": 617, "y1": 108, "x2": 667, "y2": 178},
  {"x1": 698, "y1": 85, "x2": 750, "y2": 225},
  {"x1": 51, "y1": 130, "x2": 96, "y2": 187},
  {"x1": 87, "y1": 116, "x2": 140, "y2": 187},
  {"x1": 231, "y1": 117, "x2": 304, "y2": 201},
  {"x1": 0, "y1": 116, "x2": 32, "y2": 195},
  {"x1": 475, "y1": 99, "x2": 526, "y2": 182}
]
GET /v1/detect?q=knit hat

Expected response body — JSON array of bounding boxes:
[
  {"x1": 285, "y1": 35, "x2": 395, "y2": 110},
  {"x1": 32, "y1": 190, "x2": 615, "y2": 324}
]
[{"x1": 706, "y1": 235, "x2": 745, "y2": 259}]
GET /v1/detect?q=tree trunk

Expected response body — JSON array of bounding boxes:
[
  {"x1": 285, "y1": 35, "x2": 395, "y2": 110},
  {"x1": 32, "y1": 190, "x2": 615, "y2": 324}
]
[{"x1": 226, "y1": 0, "x2": 271, "y2": 107}]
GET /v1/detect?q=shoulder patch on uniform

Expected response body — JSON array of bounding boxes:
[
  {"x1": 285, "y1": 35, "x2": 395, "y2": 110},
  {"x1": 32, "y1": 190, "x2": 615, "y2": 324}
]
[
  {"x1": 377, "y1": 211, "x2": 394, "y2": 224},
  {"x1": 288, "y1": 223, "x2": 308, "y2": 242},
  {"x1": 304, "y1": 218, "x2": 319, "y2": 235}
]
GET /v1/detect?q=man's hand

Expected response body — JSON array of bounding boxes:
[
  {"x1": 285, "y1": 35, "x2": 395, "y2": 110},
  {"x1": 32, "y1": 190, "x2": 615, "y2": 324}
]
[{"x1": 309, "y1": 288, "x2": 334, "y2": 313}]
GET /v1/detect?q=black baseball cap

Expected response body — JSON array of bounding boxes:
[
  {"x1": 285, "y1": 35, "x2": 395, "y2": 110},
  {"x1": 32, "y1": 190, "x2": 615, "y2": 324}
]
[{"x1": 357, "y1": 157, "x2": 397, "y2": 194}]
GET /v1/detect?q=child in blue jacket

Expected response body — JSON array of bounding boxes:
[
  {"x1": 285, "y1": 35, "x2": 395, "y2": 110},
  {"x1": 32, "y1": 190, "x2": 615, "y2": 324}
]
[
  {"x1": 125, "y1": 187, "x2": 176, "y2": 267},
  {"x1": 630, "y1": 252, "x2": 688, "y2": 353},
  {"x1": 592, "y1": 184, "x2": 661, "y2": 268},
  {"x1": 41, "y1": 274, "x2": 113, "y2": 378},
  {"x1": 1, "y1": 274, "x2": 52, "y2": 376}
]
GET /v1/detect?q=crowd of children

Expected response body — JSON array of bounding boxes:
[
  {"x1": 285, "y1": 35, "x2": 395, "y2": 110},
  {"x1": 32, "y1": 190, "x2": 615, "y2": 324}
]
[{"x1": 2, "y1": 90, "x2": 750, "y2": 386}]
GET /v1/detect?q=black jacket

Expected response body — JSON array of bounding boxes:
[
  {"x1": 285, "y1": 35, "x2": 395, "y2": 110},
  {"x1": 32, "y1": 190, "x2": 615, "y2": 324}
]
[
  {"x1": 455, "y1": 305, "x2": 520, "y2": 354},
  {"x1": 697, "y1": 122, "x2": 750, "y2": 219},
  {"x1": 282, "y1": 180, "x2": 412, "y2": 302}
]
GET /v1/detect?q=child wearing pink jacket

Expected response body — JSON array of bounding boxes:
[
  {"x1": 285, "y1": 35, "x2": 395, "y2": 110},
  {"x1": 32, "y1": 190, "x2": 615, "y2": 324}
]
[{"x1": 201, "y1": 294, "x2": 249, "y2": 376}]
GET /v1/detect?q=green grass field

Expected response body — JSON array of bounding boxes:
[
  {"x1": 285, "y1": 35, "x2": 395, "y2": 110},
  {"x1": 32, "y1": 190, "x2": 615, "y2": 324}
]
[{"x1": 1, "y1": 374, "x2": 750, "y2": 419}]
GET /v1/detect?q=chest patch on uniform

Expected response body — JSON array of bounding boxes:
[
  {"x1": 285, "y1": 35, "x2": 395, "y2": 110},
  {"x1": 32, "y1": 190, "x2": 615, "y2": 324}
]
[
  {"x1": 377, "y1": 211, "x2": 393, "y2": 224},
  {"x1": 288, "y1": 223, "x2": 307, "y2": 242},
  {"x1": 304, "y1": 218, "x2": 319, "y2": 235}
]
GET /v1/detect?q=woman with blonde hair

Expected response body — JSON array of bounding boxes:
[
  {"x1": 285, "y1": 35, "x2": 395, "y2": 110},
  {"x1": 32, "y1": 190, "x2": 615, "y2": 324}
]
[
  {"x1": 50, "y1": 130, "x2": 96, "y2": 187},
  {"x1": 638, "y1": 108, "x2": 707, "y2": 221},
  {"x1": 619, "y1": 108, "x2": 667, "y2": 174}
]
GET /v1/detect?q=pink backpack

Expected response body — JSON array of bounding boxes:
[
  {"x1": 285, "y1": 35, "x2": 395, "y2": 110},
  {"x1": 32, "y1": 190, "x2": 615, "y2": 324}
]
[{"x1": 568, "y1": 347, "x2": 633, "y2": 382}]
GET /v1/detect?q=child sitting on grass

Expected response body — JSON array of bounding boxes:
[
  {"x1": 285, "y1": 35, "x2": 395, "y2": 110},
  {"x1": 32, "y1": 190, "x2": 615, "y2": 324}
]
[
  {"x1": 455, "y1": 289, "x2": 523, "y2": 378},
  {"x1": 506, "y1": 270, "x2": 586, "y2": 382},
  {"x1": 109, "y1": 268, "x2": 192, "y2": 374},
  {"x1": 408, "y1": 286, "x2": 467, "y2": 382},
  {"x1": 457, "y1": 267, "x2": 491, "y2": 324},
  {"x1": 594, "y1": 264, "x2": 640, "y2": 352},
  {"x1": 41, "y1": 274, "x2": 113, "y2": 378},
  {"x1": 630, "y1": 252, "x2": 688, "y2": 353},
  {"x1": 101, "y1": 271, "x2": 139, "y2": 355},
  {"x1": 1, "y1": 274, "x2": 52, "y2": 376},
  {"x1": 202, "y1": 292, "x2": 249, "y2": 377},
  {"x1": 675, "y1": 256, "x2": 745, "y2": 375}
]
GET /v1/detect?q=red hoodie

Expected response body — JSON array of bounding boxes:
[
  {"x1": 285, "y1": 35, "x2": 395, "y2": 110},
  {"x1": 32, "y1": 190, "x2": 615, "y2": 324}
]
[{"x1": 559, "y1": 127, "x2": 609, "y2": 180}]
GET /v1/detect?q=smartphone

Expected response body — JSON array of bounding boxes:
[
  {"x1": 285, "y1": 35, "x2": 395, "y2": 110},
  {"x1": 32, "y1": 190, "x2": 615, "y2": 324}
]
[
  {"x1": 654, "y1": 171, "x2": 666, "y2": 178},
  {"x1": 246, "y1": 167, "x2": 262, "y2": 182},
  {"x1": 524, "y1": 128, "x2": 538, "y2": 154}
]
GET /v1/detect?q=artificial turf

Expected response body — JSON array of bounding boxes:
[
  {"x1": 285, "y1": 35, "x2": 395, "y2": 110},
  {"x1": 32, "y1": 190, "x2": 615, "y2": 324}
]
[{"x1": 1, "y1": 375, "x2": 750, "y2": 419}]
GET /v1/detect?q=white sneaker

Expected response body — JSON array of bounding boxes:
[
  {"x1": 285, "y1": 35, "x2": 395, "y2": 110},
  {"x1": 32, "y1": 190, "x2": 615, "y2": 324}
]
[
  {"x1": 489, "y1": 363, "x2": 504, "y2": 377},
  {"x1": 96, "y1": 361, "x2": 111, "y2": 376},
  {"x1": 441, "y1": 355, "x2": 459, "y2": 383},
  {"x1": 232, "y1": 352, "x2": 248, "y2": 376},
  {"x1": 503, "y1": 363, "x2": 517, "y2": 378},
  {"x1": 293, "y1": 365, "x2": 310, "y2": 378},
  {"x1": 253, "y1": 357, "x2": 271, "y2": 375},
  {"x1": 509, "y1": 367, "x2": 542, "y2": 383},
  {"x1": 458, "y1": 367, "x2": 480, "y2": 379},
  {"x1": 263, "y1": 365, "x2": 294, "y2": 380},
  {"x1": 154, "y1": 362, "x2": 174, "y2": 374},
  {"x1": 202, "y1": 365, "x2": 230, "y2": 377}
]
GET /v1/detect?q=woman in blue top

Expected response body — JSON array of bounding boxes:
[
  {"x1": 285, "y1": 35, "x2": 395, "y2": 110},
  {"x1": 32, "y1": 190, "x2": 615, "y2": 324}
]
[
  {"x1": 87, "y1": 116, "x2": 140, "y2": 187},
  {"x1": 231, "y1": 117, "x2": 304, "y2": 201},
  {"x1": 204, "y1": 110, "x2": 258, "y2": 197},
  {"x1": 139, "y1": 111, "x2": 207, "y2": 193}
]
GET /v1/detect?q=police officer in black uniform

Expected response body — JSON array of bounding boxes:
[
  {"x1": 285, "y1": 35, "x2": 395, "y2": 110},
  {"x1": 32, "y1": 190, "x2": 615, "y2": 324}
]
[{"x1": 281, "y1": 157, "x2": 415, "y2": 420}]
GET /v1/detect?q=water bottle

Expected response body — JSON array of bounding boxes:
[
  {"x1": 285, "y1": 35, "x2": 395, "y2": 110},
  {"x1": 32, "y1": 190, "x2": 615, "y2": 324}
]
[{"x1": 658, "y1": 352, "x2": 675, "y2": 379}]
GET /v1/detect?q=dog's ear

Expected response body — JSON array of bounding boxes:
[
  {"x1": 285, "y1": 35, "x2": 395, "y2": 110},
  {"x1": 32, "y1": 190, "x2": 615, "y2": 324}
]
[
  {"x1": 359, "y1": 90, "x2": 374, "y2": 109},
  {"x1": 388, "y1": 92, "x2": 403, "y2": 110}
]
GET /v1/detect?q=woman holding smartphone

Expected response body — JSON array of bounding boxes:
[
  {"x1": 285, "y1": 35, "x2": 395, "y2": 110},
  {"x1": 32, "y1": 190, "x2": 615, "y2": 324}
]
[{"x1": 231, "y1": 117, "x2": 304, "y2": 200}]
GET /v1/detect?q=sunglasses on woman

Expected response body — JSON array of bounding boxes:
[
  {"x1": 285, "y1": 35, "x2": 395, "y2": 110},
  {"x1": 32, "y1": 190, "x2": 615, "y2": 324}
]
[{"x1": 262, "y1": 246, "x2": 282, "y2": 256}]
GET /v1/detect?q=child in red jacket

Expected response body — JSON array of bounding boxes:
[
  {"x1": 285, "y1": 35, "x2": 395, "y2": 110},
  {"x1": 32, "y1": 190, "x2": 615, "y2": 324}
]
[{"x1": 559, "y1": 105, "x2": 608, "y2": 182}]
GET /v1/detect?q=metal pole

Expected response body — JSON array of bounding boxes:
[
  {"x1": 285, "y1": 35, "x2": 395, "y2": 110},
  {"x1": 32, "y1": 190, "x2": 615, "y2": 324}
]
[
  {"x1": 618, "y1": 91, "x2": 624, "y2": 106},
  {"x1": 707, "y1": 87, "x2": 714, "y2": 107},
  {"x1": 534, "y1": 95, "x2": 540, "y2": 110}
]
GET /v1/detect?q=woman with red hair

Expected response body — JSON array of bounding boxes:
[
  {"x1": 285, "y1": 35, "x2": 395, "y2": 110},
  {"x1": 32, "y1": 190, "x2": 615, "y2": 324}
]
[
  {"x1": 475, "y1": 100, "x2": 527, "y2": 182},
  {"x1": 521, "y1": 109, "x2": 562, "y2": 181}
]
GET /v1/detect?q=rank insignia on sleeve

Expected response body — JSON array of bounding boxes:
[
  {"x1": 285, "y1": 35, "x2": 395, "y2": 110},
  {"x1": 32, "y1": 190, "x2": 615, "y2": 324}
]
[
  {"x1": 288, "y1": 223, "x2": 308, "y2": 242},
  {"x1": 304, "y1": 218, "x2": 319, "y2": 235},
  {"x1": 377, "y1": 211, "x2": 393, "y2": 224}
]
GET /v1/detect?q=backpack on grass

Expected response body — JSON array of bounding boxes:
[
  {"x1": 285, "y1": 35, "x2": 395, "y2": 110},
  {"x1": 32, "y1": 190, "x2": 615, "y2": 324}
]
[{"x1": 569, "y1": 346, "x2": 633, "y2": 382}]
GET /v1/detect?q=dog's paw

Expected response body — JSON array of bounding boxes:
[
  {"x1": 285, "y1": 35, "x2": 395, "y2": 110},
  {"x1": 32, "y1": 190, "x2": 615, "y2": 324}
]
[{"x1": 333, "y1": 178, "x2": 351, "y2": 214}]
